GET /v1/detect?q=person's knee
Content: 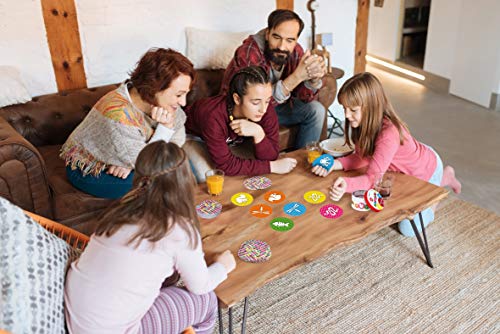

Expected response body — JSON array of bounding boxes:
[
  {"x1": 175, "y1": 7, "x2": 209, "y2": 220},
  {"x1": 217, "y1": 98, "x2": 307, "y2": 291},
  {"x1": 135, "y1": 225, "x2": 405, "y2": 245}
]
[
  {"x1": 303, "y1": 101, "x2": 325, "y2": 126},
  {"x1": 398, "y1": 209, "x2": 435, "y2": 237}
]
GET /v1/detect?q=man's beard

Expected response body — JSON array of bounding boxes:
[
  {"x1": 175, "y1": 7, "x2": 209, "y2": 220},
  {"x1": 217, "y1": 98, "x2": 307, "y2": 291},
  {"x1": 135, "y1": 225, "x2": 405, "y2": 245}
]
[{"x1": 264, "y1": 41, "x2": 290, "y2": 66}]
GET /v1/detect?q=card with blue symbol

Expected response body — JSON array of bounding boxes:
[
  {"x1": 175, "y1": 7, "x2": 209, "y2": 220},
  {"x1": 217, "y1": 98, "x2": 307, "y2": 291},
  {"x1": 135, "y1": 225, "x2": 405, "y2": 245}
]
[
  {"x1": 312, "y1": 154, "x2": 334, "y2": 172},
  {"x1": 283, "y1": 202, "x2": 307, "y2": 217}
]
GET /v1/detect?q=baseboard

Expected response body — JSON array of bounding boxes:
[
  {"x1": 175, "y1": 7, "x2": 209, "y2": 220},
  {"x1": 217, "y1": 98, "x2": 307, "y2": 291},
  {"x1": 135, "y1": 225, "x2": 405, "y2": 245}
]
[
  {"x1": 366, "y1": 54, "x2": 450, "y2": 94},
  {"x1": 490, "y1": 92, "x2": 500, "y2": 112}
]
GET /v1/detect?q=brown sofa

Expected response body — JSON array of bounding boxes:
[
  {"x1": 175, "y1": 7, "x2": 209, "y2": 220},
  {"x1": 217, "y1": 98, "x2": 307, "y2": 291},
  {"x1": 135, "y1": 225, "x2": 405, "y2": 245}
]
[{"x1": 0, "y1": 69, "x2": 339, "y2": 234}]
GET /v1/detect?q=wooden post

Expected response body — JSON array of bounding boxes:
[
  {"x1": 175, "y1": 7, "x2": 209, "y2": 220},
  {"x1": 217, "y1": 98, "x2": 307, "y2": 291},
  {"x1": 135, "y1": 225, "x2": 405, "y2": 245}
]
[
  {"x1": 354, "y1": 0, "x2": 370, "y2": 74},
  {"x1": 41, "y1": 0, "x2": 87, "y2": 91},
  {"x1": 276, "y1": 0, "x2": 294, "y2": 10}
]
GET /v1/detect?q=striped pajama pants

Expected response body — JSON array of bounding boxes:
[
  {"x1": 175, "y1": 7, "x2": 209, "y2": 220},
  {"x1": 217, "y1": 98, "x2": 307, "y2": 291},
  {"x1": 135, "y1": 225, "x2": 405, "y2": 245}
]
[{"x1": 139, "y1": 286, "x2": 218, "y2": 334}]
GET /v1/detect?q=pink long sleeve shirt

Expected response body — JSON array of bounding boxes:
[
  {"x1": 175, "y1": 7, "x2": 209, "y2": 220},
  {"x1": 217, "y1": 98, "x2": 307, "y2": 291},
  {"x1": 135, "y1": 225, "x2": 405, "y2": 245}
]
[
  {"x1": 337, "y1": 118, "x2": 437, "y2": 193},
  {"x1": 64, "y1": 224, "x2": 227, "y2": 334}
]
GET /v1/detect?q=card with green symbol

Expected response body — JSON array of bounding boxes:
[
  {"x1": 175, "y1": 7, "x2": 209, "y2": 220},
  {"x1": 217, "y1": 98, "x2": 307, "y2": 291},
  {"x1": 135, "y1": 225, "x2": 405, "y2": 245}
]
[{"x1": 270, "y1": 217, "x2": 294, "y2": 232}]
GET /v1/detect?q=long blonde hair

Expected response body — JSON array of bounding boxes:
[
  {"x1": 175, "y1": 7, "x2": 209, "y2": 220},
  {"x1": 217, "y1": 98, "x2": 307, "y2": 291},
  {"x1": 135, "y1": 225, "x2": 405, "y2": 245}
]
[
  {"x1": 338, "y1": 72, "x2": 409, "y2": 157},
  {"x1": 95, "y1": 141, "x2": 200, "y2": 249}
]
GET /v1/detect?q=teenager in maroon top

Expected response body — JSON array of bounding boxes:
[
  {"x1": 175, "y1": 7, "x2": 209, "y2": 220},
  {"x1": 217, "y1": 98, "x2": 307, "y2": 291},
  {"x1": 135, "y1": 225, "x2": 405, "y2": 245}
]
[{"x1": 185, "y1": 66, "x2": 297, "y2": 177}]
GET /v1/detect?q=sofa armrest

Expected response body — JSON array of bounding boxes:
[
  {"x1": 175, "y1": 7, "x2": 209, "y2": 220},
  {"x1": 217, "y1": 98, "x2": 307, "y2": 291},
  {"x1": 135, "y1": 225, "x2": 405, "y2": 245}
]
[{"x1": 0, "y1": 117, "x2": 53, "y2": 218}]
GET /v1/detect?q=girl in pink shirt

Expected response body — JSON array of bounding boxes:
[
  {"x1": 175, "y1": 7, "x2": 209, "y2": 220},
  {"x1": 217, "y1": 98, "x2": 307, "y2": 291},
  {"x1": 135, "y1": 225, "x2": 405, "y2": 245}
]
[
  {"x1": 312, "y1": 72, "x2": 461, "y2": 236},
  {"x1": 64, "y1": 141, "x2": 236, "y2": 334}
]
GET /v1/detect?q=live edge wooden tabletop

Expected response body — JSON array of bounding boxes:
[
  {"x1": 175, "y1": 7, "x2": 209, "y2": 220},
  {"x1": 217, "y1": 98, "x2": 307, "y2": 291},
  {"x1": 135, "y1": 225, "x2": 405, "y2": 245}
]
[{"x1": 195, "y1": 149, "x2": 448, "y2": 308}]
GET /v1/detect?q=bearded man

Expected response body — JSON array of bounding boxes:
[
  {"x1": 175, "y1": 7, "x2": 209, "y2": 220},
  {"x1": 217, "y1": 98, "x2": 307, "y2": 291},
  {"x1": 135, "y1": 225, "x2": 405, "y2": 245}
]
[{"x1": 221, "y1": 9, "x2": 327, "y2": 149}]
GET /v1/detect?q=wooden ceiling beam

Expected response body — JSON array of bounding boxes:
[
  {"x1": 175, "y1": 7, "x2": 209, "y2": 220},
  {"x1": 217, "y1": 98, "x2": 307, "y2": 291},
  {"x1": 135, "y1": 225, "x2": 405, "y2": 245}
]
[
  {"x1": 276, "y1": 0, "x2": 294, "y2": 10},
  {"x1": 355, "y1": 0, "x2": 370, "y2": 73},
  {"x1": 41, "y1": 0, "x2": 86, "y2": 91}
]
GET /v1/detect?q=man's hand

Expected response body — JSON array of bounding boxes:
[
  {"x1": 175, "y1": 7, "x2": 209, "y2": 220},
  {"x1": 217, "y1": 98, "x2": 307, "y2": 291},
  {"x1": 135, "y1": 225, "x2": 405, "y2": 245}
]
[
  {"x1": 151, "y1": 106, "x2": 175, "y2": 129},
  {"x1": 106, "y1": 166, "x2": 132, "y2": 179},
  {"x1": 230, "y1": 119, "x2": 265, "y2": 143}
]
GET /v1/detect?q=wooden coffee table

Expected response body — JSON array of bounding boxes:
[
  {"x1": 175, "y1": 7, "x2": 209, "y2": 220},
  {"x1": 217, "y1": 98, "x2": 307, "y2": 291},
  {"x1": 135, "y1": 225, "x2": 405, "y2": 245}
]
[{"x1": 195, "y1": 149, "x2": 448, "y2": 333}]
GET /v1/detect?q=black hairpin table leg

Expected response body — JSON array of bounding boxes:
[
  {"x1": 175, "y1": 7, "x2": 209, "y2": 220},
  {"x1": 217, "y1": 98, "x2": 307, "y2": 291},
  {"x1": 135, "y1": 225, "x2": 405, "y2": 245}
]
[
  {"x1": 218, "y1": 297, "x2": 249, "y2": 334},
  {"x1": 409, "y1": 212, "x2": 434, "y2": 268}
]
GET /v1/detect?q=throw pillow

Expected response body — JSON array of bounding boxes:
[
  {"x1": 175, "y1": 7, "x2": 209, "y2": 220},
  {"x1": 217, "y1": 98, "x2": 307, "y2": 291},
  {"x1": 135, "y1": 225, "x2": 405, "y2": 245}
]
[
  {"x1": 186, "y1": 27, "x2": 251, "y2": 69},
  {"x1": 0, "y1": 66, "x2": 32, "y2": 108},
  {"x1": 0, "y1": 198, "x2": 80, "y2": 334}
]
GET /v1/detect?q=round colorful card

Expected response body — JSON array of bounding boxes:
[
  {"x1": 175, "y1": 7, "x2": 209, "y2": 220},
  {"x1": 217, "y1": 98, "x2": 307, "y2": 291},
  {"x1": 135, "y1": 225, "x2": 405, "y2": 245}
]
[
  {"x1": 196, "y1": 199, "x2": 222, "y2": 219},
  {"x1": 304, "y1": 190, "x2": 326, "y2": 204},
  {"x1": 270, "y1": 217, "x2": 294, "y2": 232},
  {"x1": 243, "y1": 176, "x2": 272, "y2": 190},
  {"x1": 231, "y1": 192, "x2": 254, "y2": 206},
  {"x1": 264, "y1": 190, "x2": 286, "y2": 204},
  {"x1": 237, "y1": 240, "x2": 271, "y2": 263},
  {"x1": 283, "y1": 202, "x2": 307, "y2": 217},
  {"x1": 320, "y1": 204, "x2": 344, "y2": 219},
  {"x1": 364, "y1": 189, "x2": 385, "y2": 212},
  {"x1": 249, "y1": 204, "x2": 273, "y2": 218}
]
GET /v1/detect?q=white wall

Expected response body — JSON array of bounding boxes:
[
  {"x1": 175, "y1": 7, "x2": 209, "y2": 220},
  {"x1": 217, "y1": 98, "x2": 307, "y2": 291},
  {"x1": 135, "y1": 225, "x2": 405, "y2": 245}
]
[
  {"x1": 423, "y1": 0, "x2": 461, "y2": 78},
  {"x1": 367, "y1": 0, "x2": 402, "y2": 61},
  {"x1": 0, "y1": 1, "x2": 57, "y2": 96},
  {"x1": 295, "y1": 0, "x2": 358, "y2": 117},
  {"x1": 76, "y1": 0, "x2": 274, "y2": 88},
  {"x1": 448, "y1": 0, "x2": 500, "y2": 107},
  {"x1": 0, "y1": 0, "x2": 358, "y2": 109}
]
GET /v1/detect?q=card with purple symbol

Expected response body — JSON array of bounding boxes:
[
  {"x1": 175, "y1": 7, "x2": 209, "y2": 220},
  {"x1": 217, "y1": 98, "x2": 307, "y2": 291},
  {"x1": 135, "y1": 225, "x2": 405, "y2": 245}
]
[{"x1": 320, "y1": 204, "x2": 344, "y2": 219}]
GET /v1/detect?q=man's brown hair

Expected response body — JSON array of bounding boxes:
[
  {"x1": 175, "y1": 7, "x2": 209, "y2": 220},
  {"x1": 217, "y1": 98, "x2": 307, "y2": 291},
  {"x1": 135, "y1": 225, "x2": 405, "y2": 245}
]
[{"x1": 267, "y1": 9, "x2": 305, "y2": 36}]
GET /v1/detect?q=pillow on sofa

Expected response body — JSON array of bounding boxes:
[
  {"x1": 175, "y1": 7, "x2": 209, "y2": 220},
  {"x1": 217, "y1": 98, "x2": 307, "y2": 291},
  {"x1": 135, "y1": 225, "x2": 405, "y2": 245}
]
[
  {"x1": 0, "y1": 66, "x2": 32, "y2": 108},
  {"x1": 186, "y1": 27, "x2": 251, "y2": 69},
  {"x1": 0, "y1": 197, "x2": 80, "y2": 334}
]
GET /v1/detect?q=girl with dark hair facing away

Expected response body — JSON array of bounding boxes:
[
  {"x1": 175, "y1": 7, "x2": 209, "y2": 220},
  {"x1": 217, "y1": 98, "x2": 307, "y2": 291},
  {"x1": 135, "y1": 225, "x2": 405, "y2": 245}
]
[
  {"x1": 185, "y1": 65, "x2": 297, "y2": 181},
  {"x1": 61, "y1": 48, "x2": 195, "y2": 199},
  {"x1": 312, "y1": 72, "x2": 461, "y2": 237},
  {"x1": 64, "y1": 141, "x2": 236, "y2": 333}
]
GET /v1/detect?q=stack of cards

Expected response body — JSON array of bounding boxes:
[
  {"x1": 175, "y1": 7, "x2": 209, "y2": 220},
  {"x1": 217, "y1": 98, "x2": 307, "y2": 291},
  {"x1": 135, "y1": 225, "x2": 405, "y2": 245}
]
[
  {"x1": 237, "y1": 240, "x2": 272, "y2": 263},
  {"x1": 196, "y1": 199, "x2": 222, "y2": 219},
  {"x1": 243, "y1": 176, "x2": 272, "y2": 190}
]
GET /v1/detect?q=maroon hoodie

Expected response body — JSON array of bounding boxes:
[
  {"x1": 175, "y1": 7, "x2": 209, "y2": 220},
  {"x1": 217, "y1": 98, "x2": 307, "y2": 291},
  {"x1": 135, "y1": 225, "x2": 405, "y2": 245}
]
[{"x1": 185, "y1": 95, "x2": 279, "y2": 176}]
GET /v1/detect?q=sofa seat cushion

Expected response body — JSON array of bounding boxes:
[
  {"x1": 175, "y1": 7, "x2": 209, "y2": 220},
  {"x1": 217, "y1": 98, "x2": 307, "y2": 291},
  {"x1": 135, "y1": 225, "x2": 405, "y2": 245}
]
[{"x1": 37, "y1": 145, "x2": 112, "y2": 227}]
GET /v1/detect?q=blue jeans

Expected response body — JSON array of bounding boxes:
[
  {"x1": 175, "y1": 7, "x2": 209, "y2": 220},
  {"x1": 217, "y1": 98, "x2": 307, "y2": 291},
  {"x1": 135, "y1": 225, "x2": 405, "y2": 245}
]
[
  {"x1": 398, "y1": 146, "x2": 444, "y2": 237},
  {"x1": 275, "y1": 98, "x2": 325, "y2": 149},
  {"x1": 66, "y1": 166, "x2": 134, "y2": 199}
]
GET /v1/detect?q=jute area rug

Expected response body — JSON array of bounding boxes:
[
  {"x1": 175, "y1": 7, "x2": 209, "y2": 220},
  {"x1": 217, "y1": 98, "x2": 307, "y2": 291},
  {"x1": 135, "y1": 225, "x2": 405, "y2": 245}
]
[{"x1": 215, "y1": 196, "x2": 499, "y2": 334}]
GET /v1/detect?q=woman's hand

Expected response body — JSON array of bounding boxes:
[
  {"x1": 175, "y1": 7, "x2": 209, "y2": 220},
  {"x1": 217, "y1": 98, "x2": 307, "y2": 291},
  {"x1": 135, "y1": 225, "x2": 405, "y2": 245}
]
[
  {"x1": 329, "y1": 177, "x2": 347, "y2": 201},
  {"x1": 151, "y1": 106, "x2": 175, "y2": 129},
  {"x1": 230, "y1": 119, "x2": 265, "y2": 143},
  {"x1": 270, "y1": 158, "x2": 297, "y2": 174},
  {"x1": 107, "y1": 165, "x2": 132, "y2": 179},
  {"x1": 215, "y1": 250, "x2": 236, "y2": 274}
]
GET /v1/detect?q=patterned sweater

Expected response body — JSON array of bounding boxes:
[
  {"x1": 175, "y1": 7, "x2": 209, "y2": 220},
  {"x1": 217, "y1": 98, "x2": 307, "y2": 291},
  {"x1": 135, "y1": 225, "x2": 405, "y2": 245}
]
[{"x1": 60, "y1": 83, "x2": 186, "y2": 176}]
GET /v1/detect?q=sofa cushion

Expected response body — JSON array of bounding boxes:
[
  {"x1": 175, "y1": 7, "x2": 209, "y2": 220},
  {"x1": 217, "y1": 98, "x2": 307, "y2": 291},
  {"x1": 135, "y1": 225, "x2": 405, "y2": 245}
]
[
  {"x1": 0, "y1": 197, "x2": 80, "y2": 334},
  {"x1": 37, "y1": 145, "x2": 112, "y2": 231}
]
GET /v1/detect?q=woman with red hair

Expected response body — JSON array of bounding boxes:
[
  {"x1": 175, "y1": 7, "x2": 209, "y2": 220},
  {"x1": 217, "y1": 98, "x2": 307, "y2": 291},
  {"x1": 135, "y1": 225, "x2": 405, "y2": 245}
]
[{"x1": 60, "y1": 48, "x2": 195, "y2": 199}]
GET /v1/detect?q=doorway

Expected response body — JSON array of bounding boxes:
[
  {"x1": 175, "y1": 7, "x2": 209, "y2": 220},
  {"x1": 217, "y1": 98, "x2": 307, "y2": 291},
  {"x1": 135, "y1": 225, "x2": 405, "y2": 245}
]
[{"x1": 397, "y1": 0, "x2": 431, "y2": 68}]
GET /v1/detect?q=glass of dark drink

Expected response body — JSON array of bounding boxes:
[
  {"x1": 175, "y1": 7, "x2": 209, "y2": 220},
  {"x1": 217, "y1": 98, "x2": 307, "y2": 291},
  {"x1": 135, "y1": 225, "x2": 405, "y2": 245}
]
[{"x1": 374, "y1": 173, "x2": 395, "y2": 198}]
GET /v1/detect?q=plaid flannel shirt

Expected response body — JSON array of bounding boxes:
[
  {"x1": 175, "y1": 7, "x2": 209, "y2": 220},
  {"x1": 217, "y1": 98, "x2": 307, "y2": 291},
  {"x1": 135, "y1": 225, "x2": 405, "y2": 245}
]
[{"x1": 220, "y1": 31, "x2": 319, "y2": 105}]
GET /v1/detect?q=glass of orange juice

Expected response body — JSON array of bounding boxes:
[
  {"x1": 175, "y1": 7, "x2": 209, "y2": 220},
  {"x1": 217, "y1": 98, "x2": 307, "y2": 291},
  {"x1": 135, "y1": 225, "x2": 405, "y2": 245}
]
[
  {"x1": 306, "y1": 141, "x2": 322, "y2": 164},
  {"x1": 205, "y1": 169, "x2": 224, "y2": 196}
]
